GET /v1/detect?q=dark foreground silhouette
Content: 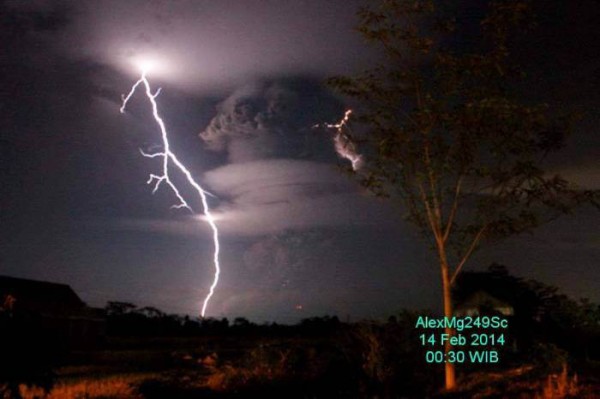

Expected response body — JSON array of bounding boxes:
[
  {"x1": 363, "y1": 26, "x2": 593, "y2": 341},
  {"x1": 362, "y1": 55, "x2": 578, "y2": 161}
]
[{"x1": 1, "y1": 266, "x2": 599, "y2": 398}]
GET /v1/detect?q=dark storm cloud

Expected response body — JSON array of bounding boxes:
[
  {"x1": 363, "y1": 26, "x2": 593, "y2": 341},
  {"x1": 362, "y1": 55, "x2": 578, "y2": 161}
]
[
  {"x1": 217, "y1": 226, "x2": 435, "y2": 322},
  {"x1": 8, "y1": 0, "x2": 376, "y2": 94},
  {"x1": 2, "y1": 0, "x2": 598, "y2": 322},
  {"x1": 103, "y1": 76, "x2": 389, "y2": 237},
  {"x1": 242, "y1": 230, "x2": 331, "y2": 288},
  {"x1": 192, "y1": 77, "x2": 390, "y2": 236},
  {"x1": 199, "y1": 79, "x2": 342, "y2": 163}
]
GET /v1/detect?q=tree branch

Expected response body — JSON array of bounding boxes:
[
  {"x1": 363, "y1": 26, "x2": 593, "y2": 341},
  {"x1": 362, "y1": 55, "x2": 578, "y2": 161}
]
[
  {"x1": 450, "y1": 224, "x2": 488, "y2": 285},
  {"x1": 443, "y1": 175, "x2": 463, "y2": 243},
  {"x1": 423, "y1": 144, "x2": 443, "y2": 233},
  {"x1": 418, "y1": 180, "x2": 442, "y2": 242}
]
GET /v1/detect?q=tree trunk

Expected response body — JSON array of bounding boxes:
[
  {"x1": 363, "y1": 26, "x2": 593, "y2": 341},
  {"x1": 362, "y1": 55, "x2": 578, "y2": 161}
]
[{"x1": 441, "y1": 256, "x2": 456, "y2": 390}]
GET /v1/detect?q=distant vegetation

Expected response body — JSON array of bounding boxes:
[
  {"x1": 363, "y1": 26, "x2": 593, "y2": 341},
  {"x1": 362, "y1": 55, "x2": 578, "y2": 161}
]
[
  {"x1": 105, "y1": 301, "x2": 343, "y2": 338},
  {"x1": 103, "y1": 264, "x2": 599, "y2": 369},
  {"x1": 1, "y1": 265, "x2": 599, "y2": 398}
]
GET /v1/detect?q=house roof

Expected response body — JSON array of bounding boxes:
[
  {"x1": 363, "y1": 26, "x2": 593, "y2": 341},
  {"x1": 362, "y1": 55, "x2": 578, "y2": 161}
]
[
  {"x1": 456, "y1": 290, "x2": 512, "y2": 309},
  {"x1": 0, "y1": 275, "x2": 85, "y2": 314},
  {"x1": 454, "y1": 290, "x2": 514, "y2": 316}
]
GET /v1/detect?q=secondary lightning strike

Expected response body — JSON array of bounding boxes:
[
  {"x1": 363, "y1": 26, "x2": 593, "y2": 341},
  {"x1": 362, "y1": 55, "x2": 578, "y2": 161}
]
[
  {"x1": 317, "y1": 110, "x2": 363, "y2": 171},
  {"x1": 120, "y1": 70, "x2": 221, "y2": 318}
]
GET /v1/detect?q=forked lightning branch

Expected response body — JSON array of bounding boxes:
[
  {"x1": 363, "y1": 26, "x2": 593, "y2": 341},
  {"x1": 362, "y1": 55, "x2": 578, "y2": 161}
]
[
  {"x1": 119, "y1": 63, "x2": 360, "y2": 319},
  {"x1": 120, "y1": 67, "x2": 221, "y2": 318}
]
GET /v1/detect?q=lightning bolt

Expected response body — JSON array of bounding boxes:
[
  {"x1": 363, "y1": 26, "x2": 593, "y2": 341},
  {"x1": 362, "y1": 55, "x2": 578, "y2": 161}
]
[
  {"x1": 316, "y1": 110, "x2": 363, "y2": 171},
  {"x1": 120, "y1": 69, "x2": 221, "y2": 318}
]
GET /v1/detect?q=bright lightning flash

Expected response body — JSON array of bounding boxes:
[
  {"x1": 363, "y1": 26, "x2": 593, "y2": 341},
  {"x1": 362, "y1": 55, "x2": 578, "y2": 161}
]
[
  {"x1": 318, "y1": 110, "x2": 363, "y2": 171},
  {"x1": 120, "y1": 70, "x2": 221, "y2": 318}
]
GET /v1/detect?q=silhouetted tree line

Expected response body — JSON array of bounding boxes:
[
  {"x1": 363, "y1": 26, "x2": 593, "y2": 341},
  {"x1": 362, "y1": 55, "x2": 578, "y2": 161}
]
[
  {"x1": 1, "y1": 267, "x2": 597, "y2": 398},
  {"x1": 105, "y1": 301, "x2": 344, "y2": 338},
  {"x1": 104, "y1": 271, "x2": 599, "y2": 366}
]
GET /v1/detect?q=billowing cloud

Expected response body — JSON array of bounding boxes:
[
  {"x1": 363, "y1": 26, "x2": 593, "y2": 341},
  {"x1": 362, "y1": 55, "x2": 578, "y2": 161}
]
[
  {"x1": 203, "y1": 159, "x2": 400, "y2": 235},
  {"x1": 194, "y1": 79, "x2": 387, "y2": 236},
  {"x1": 103, "y1": 159, "x2": 401, "y2": 237},
  {"x1": 199, "y1": 80, "x2": 343, "y2": 163}
]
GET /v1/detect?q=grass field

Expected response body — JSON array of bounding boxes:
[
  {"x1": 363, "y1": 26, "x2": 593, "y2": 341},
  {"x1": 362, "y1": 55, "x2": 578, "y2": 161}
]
[{"x1": 3, "y1": 334, "x2": 599, "y2": 398}]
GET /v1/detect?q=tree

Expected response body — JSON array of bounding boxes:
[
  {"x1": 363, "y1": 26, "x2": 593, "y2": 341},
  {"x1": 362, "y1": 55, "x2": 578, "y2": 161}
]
[
  {"x1": 328, "y1": 0, "x2": 596, "y2": 390},
  {"x1": 105, "y1": 301, "x2": 137, "y2": 316}
]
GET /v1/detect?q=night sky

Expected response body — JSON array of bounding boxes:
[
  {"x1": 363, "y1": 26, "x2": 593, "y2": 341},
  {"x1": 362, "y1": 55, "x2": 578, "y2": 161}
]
[{"x1": 1, "y1": 0, "x2": 598, "y2": 323}]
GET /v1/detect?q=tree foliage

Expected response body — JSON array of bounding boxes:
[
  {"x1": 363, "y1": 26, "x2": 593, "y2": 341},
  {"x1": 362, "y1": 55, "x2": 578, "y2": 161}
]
[
  {"x1": 328, "y1": 0, "x2": 597, "y2": 389},
  {"x1": 329, "y1": 0, "x2": 595, "y2": 283}
]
